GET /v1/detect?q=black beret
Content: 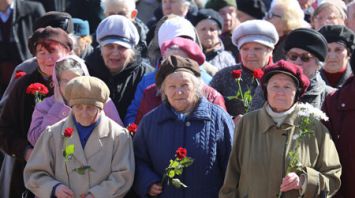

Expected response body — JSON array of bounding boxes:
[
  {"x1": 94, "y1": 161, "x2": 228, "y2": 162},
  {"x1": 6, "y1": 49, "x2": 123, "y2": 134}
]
[
  {"x1": 236, "y1": 0, "x2": 267, "y2": 19},
  {"x1": 319, "y1": 25, "x2": 355, "y2": 53},
  {"x1": 192, "y1": 8, "x2": 223, "y2": 29},
  {"x1": 284, "y1": 28, "x2": 328, "y2": 61},
  {"x1": 156, "y1": 55, "x2": 201, "y2": 88},
  {"x1": 205, "y1": 0, "x2": 236, "y2": 11},
  {"x1": 34, "y1": 11, "x2": 73, "y2": 33}
]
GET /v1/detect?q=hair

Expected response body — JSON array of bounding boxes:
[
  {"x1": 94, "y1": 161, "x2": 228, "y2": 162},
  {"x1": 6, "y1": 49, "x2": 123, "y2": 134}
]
[
  {"x1": 100, "y1": 0, "x2": 136, "y2": 13},
  {"x1": 311, "y1": 2, "x2": 347, "y2": 22},
  {"x1": 55, "y1": 57, "x2": 86, "y2": 81},
  {"x1": 270, "y1": 0, "x2": 307, "y2": 33},
  {"x1": 159, "y1": 71, "x2": 203, "y2": 103}
]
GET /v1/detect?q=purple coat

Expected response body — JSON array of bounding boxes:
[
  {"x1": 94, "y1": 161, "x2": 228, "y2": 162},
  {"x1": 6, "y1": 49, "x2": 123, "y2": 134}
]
[{"x1": 28, "y1": 96, "x2": 123, "y2": 146}]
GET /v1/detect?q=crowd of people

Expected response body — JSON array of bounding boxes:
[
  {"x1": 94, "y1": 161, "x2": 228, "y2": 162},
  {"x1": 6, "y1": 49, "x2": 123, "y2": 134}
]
[{"x1": 0, "y1": 0, "x2": 355, "y2": 197}]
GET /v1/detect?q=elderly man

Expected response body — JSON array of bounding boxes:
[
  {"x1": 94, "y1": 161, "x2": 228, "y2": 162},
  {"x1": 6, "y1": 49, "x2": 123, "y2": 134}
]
[
  {"x1": 85, "y1": 15, "x2": 153, "y2": 119},
  {"x1": 250, "y1": 28, "x2": 335, "y2": 111}
]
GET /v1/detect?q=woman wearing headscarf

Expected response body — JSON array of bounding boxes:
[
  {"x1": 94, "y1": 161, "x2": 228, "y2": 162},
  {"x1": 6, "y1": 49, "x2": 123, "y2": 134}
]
[
  {"x1": 133, "y1": 55, "x2": 233, "y2": 198},
  {"x1": 27, "y1": 55, "x2": 123, "y2": 146},
  {"x1": 220, "y1": 60, "x2": 341, "y2": 197},
  {"x1": 24, "y1": 76, "x2": 134, "y2": 198}
]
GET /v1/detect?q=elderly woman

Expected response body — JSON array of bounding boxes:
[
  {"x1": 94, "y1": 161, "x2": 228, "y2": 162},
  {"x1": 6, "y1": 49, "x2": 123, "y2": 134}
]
[
  {"x1": 27, "y1": 55, "x2": 123, "y2": 146},
  {"x1": 220, "y1": 60, "x2": 341, "y2": 197},
  {"x1": 133, "y1": 55, "x2": 233, "y2": 198},
  {"x1": 319, "y1": 25, "x2": 355, "y2": 88},
  {"x1": 311, "y1": 1, "x2": 346, "y2": 30},
  {"x1": 265, "y1": 0, "x2": 310, "y2": 61},
  {"x1": 24, "y1": 76, "x2": 134, "y2": 198},
  {"x1": 210, "y1": 20, "x2": 278, "y2": 118},
  {"x1": 193, "y1": 8, "x2": 236, "y2": 70}
]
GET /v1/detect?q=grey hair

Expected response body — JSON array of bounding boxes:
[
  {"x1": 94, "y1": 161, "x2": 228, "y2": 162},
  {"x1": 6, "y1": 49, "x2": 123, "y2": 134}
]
[
  {"x1": 160, "y1": 71, "x2": 203, "y2": 102},
  {"x1": 55, "y1": 57, "x2": 86, "y2": 81},
  {"x1": 101, "y1": 0, "x2": 135, "y2": 12}
]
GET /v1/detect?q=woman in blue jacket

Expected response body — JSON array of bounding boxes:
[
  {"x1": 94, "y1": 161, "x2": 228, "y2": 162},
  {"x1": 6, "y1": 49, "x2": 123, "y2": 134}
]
[{"x1": 133, "y1": 55, "x2": 234, "y2": 198}]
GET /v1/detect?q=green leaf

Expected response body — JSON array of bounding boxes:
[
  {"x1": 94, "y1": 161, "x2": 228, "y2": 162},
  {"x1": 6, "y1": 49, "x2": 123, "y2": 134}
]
[
  {"x1": 73, "y1": 165, "x2": 95, "y2": 175},
  {"x1": 180, "y1": 157, "x2": 194, "y2": 167},
  {"x1": 170, "y1": 160, "x2": 179, "y2": 168},
  {"x1": 65, "y1": 144, "x2": 75, "y2": 156},
  {"x1": 171, "y1": 178, "x2": 188, "y2": 188},
  {"x1": 168, "y1": 170, "x2": 175, "y2": 178}
]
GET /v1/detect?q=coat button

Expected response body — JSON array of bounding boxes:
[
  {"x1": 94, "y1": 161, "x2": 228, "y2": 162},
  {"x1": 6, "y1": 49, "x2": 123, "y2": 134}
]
[
  {"x1": 341, "y1": 103, "x2": 346, "y2": 107},
  {"x1": 337, "y1": 135, "x2": 340, "y2": 139},
  {"x1": 186, "y1": 121, "x2": 191, "y2": 126},
  {"x1": 62, "y1": 112, "x2": 67, "y2": 116}
]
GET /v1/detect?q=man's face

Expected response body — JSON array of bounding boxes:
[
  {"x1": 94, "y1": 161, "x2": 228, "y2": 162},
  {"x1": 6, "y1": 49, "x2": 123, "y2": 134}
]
[
  {"x1": 162, "y1": 0, "x2": 189, "y2": 17},
  {"x1": 219, "y1": 6, "x2": 239, "y2": 33},
  {"x1": 347, "y1": 4, "x2": 355, "y2": 32},
  {"x1": 104, "y1": 2, "x2": 137, "y2": 20}
]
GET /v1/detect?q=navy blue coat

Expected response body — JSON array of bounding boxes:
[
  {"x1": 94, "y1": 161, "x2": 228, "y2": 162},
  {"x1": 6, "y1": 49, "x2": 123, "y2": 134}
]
[{"x1": 133, "y1": 98, "x2": 234, "y2": 198}]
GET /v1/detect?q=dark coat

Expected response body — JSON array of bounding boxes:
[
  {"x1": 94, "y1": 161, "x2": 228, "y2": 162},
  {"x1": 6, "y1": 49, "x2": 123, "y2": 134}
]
[
  {"x1": 133, "y1": 97, "x2": 233, "y2": 198},
  {"x1": 85, "y1": 47, "x2": 154, "y2": 119},
  {"x1": 319, "y1": 64, "x2": 352, "y2": 89},
  {"x1": 322, "y1": 75, "x2": 355, "y2": 197},
  {"x1": 0, "y1": 69, "x2": 53, "y2": 198}
]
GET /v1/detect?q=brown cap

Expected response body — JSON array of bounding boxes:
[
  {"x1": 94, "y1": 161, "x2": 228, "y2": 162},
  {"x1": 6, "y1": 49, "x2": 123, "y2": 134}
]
[
  {"x1": 156, "y1": 55, "x2": 201, "y2": 88},
  {"x1": 28, "y1": 26, "x2": 73, "y2": 55},
  {"x1": 64, "y1": 76, "x2": 110, "y2": 109}
]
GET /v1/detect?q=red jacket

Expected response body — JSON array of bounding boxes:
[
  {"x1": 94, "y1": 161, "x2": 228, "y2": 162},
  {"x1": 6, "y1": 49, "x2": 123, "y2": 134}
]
[
  {"x1": 135, "y1": 84, "x2": 227, "y2": 124},
  {"x1": 322, "y1": 75, "x2": 355, "y2": 197}
]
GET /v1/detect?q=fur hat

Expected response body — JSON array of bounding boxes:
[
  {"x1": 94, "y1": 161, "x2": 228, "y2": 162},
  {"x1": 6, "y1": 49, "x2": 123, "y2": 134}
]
[
  {"x1": 72, "y1": 18, "x2": 90, "y2": 36},
  {"x1": 64, "y1": 76, "x2": 110, "y2": 109}
]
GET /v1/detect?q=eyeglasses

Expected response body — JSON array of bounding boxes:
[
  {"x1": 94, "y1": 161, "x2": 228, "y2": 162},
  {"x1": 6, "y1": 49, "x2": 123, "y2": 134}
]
[
  {"x1": 314, "y1": 15, "x2": 339, "y2": 22},
  {"x1": 264, "y1": 12, "x2": 282, "y2": 20},
  {"x1": 286, "y1": 52, "x2": 314, "y2": 62}
]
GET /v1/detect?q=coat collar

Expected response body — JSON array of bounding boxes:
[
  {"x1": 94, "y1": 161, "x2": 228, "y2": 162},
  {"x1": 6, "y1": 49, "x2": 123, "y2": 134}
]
[{"x1": 258, "y1": 103, "x2": 299, "y2": 134}]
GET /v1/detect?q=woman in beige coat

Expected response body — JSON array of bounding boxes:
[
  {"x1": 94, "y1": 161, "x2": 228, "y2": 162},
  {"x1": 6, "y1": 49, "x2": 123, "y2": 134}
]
[
  {"x1": 219, "y1": 60, "x2": 341, "y2": 198},
  {"x1": 24, "y1": 76, "x2": 134, "y2": 198}
]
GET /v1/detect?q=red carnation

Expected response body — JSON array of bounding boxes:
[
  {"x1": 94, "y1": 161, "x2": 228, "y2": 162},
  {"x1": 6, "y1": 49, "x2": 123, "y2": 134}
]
[
  {"x1": 253, "y1": 68, "x2": 264, "y2": 80},
  {"x1": 26, "y1": 83, "x2": 49, "y2": 95},
  {"x1": 15, "y1": 70, "x2": 26, "y2": 79},
  {"x1": 127, "y1": 123, "x2": 138, "y2": 136},
  {"x1": 64, "y1": 127, "x2": 74, "y2": 138},
  {"x1": 231, "y1": 69, "x2": 242, "y2": 79},
  {"x1": 176, "y1": 147, "x2": 187, "y2": 160}
]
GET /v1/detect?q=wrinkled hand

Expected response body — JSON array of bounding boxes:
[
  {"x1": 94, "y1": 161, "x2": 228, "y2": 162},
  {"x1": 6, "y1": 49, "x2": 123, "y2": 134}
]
[
  {"x1": 280, "y1": 172, "x2": 301, "y2": 192},
  {"x1": 148, "y1": 183, "x2": 163, "y2": 196},
  {"x1": 24, "y1": 148, "x2": 33, "y2": 161},
  {"x1": 55, "y1": 184, "x2": 74, "y2": 198}
]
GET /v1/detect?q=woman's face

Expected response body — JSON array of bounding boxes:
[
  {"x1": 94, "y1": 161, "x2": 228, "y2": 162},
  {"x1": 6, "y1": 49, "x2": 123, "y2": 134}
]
[
  {"x1": 72, "y1": 104, "x2": 100, "y2": 126},
  {"x1": 196, "y1": 19, "x2": 220, "y2": 50},
  {"x1": 239, "y1": 42, "x2": 272, "y2": 71},
  {"x1": 101, "y1": 43, "x2": 134, "y2": 74},
  {"x1": 36, "y1": 42, "x2": 70, "y2": 77},
  {"x1": 286, "y1": 48, "x2": 318, "y2": 78},
  {"x1": 312, "y1": 6, "x2": 345, "y2": 30},
  {"x1": 162, "y1": 71, "x2": 198, "y2": 112},
  {"x1": 59, "y1": 70, "x2": 81, "y2": 97},
  {"x1": 267, "y1": 73, "x2": 297, "y2": 112},
  {"x1": 324, "y1": 42, "x2": 349, "y2": 73}
]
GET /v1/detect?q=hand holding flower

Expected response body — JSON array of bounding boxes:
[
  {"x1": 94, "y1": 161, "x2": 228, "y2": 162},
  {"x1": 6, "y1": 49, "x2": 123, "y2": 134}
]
[
  {"x1": 280, "y1": 172, "x2": 301, "y2": 192},
  {"x1": 149, "y1": 183, "x2": 163, "y2": 196},
  {"x1": 55, "y1": 184, "x2": 74, "y2": 198}
]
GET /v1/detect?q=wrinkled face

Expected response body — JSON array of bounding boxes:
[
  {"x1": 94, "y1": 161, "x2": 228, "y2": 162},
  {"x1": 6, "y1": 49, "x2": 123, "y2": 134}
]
[
  {"x1": 346, "y1": 4, "x2": 355, "y2": 32},
  {"x1": 162, "y1": 0, "x2": 189, "y2": 17},
  {"x1": 196, "y1": 19, "x2": 220, "y2": 50},
  {"x1": 219, "y1": 6, "x2": 238, "y2": 33},
  {"x1": 267, "y1": 73, "x2": 297, "y2": 112},
  {"x1": 239, "y1": 42, "x2": 272, "y2": 70},
  {"x1": 324, "y1": 42, "x2": 349, "y2": 73},
  {"x1": 265, "y1": 6, "x2": 285, "y2": 36},
  {"x1": 286, "y1": 48, "x2": 319, "y2": 78},
  {"x1": 36, "y1": 42, "x2": 70, "y2": 77},
  {"x1": 101, "y1": 43, "x2": 134, "y2": 74},
  {"x1": 104, "y1": 2, "x2": 136, "y2": 20},
  {"x1": 58, "y1": 70, "x2": 81, "y2": 97},
  {"x1": 72, "y1": 104, "x2": 100, "y2": 126},
  {"x1": 312, "y1": 6, "x2": 345, "y2": 30},
  {"x1": 162, "y1": 71, "x2": 198, "y2": 112}
]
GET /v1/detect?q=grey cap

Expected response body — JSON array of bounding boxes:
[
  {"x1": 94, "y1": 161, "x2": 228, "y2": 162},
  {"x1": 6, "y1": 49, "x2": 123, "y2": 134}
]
[
  {"x1": 232, "y1": 20, "x2": 279, "y2": 49},
  {"x1": 96, "y1": 15, "x2": 139, "y2": 49}
]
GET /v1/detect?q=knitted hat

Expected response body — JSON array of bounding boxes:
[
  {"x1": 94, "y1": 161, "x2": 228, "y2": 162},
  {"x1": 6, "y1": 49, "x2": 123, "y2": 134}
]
[
  {"x1": 64, "y1": 76, "x2": 110, "y2": 109},
  {"x1": 319, "y1": 25, "x2": 355, "y2": 53},
  {"x1": 158, "y1": 16, "x2": 196, "y2": 48},
  {"x1": 205, "y1": 0, "x2": 236, "y2": 12},
  {"x1": 284, "y1": 28, "x2": 328, "y2": 61},
  {"x1": 192, "y1": 8, "x2": 223, "y2": 30},
  {"x1": 262, "y1": 60, "x2": 310, "y2": 98},
  {"x1": 236, "y1": 0, "x2": 267, "y2": 19},
  {"x1": 156, "y1": 55, "x2": 200, "y2": 88},
  {"x1": 28, "y1": 26, "x2": 73, "y2": 55},
  {"x1": 72, "y1": 18, "x2": 90, "y2": 36},
  {"x1": 34, "y1": 11, "x2": 73, "y2": 33},
  {"x1": 96, "y1": 15, "x2": 139, "y2": 49},
  {"x1": 160, "y1": 37, "x2": 206, "y2": 65},
  {"x1": 232, "y1": 20, "x2": 279, "y2": 49}
]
